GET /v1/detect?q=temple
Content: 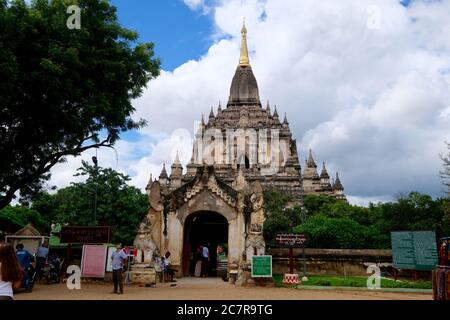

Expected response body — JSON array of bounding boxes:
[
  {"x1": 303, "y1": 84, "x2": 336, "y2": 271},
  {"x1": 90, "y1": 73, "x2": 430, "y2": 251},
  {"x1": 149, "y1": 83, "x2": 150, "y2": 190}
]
[{"x1": 134, "y1": 23, "x2": 346, "y2": 280}]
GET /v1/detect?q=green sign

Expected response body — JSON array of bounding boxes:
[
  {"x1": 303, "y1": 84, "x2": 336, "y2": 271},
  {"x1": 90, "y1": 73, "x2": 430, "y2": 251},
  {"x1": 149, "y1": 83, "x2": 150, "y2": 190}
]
[
  {"x1": 251, "y1": 255, "x2": 272, "y2": 278},
  {"x1": 391, "y1": 231, "x2": 438, "y2": 270}
]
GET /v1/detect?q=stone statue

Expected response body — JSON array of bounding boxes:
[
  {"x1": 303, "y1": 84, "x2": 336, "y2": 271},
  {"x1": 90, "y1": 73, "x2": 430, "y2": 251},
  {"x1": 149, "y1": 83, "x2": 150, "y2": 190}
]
[
  {"x1": 245, "y1": 181, "x2": 266, "y2": 259},
  {"x1": 249, "y1": 182, "x2": 265, "y2": 233},
  {"x1": 133, "y1": 215, "x2": 159, "y2": 263}
]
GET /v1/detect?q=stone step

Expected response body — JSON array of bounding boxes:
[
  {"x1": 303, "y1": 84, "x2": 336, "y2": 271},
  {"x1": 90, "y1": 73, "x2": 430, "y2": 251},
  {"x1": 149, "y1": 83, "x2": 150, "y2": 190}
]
[{"x1": 127, "y1": 270, "x2": 157, "y2": 284}]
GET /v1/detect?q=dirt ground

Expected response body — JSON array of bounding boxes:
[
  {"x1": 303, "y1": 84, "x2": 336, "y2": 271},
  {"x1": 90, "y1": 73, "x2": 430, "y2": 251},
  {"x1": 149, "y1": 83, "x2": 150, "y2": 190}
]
[{"x1": 14, "y1": 277, "x2": 432, "y2": 300}]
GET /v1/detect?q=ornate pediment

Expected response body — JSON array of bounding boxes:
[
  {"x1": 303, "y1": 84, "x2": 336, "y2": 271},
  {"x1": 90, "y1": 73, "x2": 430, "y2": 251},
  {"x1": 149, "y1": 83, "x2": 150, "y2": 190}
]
[{"x1": 167, "y1": 166, "x2": 237, "y2": 210}]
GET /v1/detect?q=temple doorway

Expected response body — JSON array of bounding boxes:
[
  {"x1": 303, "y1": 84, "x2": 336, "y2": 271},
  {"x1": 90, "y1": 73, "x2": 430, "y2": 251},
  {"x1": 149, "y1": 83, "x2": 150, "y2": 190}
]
[{"x1": 182, "y1": 211, "x2": 228, "y2": 277}]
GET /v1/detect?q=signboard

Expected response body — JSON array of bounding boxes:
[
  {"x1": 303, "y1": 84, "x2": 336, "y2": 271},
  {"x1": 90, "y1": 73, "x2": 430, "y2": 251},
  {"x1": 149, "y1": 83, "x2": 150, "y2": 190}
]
[
  {"x1": 60, "y1": 226, "x2": 111, "y2": 244},
  {"x1": 391, "y1": 231, "x2": 438, "y2": 270},
  {"x1": 275, "y1": 233, "x2": 309, "y2": 248},
  {"x1": 105, "y1": 246, "x2": 116, "y2": 272},
  {"x1": 81, "y1": 245, "x2": 108, "y2": 278},
  {"x1": 251, "y1": 255, "x2": 272, "y2": 278},
  {"x1": 124, "y1": 247, "x2": 138, "y2": 257}
]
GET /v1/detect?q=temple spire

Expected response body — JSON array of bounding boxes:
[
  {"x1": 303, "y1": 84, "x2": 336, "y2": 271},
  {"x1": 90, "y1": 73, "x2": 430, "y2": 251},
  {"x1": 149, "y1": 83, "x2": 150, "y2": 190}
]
[
  {"x1": 283, "y1": 112, "x2": 289, "y2": 125},
  {"x1": 307, "y1": 149, "x2": 317, "y2": 168},
  {"x1": 174, "y1": 150, "x2": 181, "y2": 165},
  {"x1": 239, "y1": 19, "x2": 250, "y2": 67},
  {"x1": 334, "y1": 172, "x2": 344, "y2": 191}
]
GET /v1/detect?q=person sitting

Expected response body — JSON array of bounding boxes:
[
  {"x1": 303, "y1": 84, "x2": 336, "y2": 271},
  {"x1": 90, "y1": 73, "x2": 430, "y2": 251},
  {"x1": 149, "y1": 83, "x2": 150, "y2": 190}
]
[{"x1": 163, "y1": 251, "x2": 178, "y2": 282}]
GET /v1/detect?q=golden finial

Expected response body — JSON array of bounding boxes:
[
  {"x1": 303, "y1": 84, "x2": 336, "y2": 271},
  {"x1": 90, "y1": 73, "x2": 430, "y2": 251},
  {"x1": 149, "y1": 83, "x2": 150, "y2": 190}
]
[{"x1": 239, "y1": 18, "x2": 250, "y2": 67}]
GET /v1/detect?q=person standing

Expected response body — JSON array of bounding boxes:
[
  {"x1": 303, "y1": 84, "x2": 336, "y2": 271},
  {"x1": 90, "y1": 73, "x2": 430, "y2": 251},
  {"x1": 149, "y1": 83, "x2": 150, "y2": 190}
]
[
  {"x1": 111, "y1": 243, "x2": 127, "y2": 295},
  {"x1": 15, "y1": 243, "x2": 34, "y2": 292},
  {"x1": 201, "y1": 244, "x2": 210, "y2": 278},
  {"x1": 36, "y1": 242, "x2": 49, "y2": 279},
  {"x1": 194, "y1": 246, "x2": 202, "y2": 277},
  {"x1": 0, "y1": 244, "x2": 22, "y2": 300}
]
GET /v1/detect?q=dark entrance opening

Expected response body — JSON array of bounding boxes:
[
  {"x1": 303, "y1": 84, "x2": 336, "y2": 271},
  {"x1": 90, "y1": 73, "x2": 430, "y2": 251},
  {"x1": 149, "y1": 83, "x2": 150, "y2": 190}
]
[
  {"x1": 182, "y1": 211, "x2": 228, "y2": 277},
  {"x1": 237, "y1": 155, "x2": 250, "y2": 170}
]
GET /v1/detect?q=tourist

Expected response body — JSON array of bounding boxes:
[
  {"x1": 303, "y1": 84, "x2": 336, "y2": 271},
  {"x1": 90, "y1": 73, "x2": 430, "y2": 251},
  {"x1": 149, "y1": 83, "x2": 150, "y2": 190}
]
[
  {"x1": 36, "y1": 241, "x2": 49, "y2": 279},
  {"x1": 201, "y1": 244, "x2": 210, "y2": 278},
  {"x1": 0, "y1": 244, "x2": 22, "y2": 300},
  {"x1": 111, "y1": 243, "x2": 128, "y2": 295},
  {"x1": 163, "y1": 251, "x2": 177, "y2": 282},
  {"x1": 15, "y1": 243, "x2": 34, "y2": 292},
  {"x1": 194, "y1": 246, "x2": 202, "y2": 277}
]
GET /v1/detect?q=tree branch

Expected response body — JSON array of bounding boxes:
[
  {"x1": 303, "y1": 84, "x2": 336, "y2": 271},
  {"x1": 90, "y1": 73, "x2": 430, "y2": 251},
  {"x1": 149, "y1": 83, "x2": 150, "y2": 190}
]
[{"x1": 0, "y1": 136, "x2": 113, "y2": 210}]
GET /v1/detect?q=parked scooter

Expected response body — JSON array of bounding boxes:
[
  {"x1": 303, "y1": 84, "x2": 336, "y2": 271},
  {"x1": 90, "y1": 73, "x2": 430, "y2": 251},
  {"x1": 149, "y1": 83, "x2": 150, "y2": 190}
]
[{"x1": 43, "y1": 254, "x2": 64, "y2": 284}]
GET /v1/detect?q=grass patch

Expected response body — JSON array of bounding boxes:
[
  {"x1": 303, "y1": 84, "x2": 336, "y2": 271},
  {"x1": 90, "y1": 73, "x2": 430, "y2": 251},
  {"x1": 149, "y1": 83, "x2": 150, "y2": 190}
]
[{"x1": 273, "y1": 274, "x2": 432, "y2": 289}]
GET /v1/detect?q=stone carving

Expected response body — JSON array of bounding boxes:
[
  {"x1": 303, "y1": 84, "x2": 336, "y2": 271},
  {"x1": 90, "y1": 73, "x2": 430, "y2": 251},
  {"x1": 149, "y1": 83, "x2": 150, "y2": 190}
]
[
  {"x1": 133, "y1": 215, "x2": 159, "y2": 263},
  {"x1": 249, "y1": 182, "x2": 265, "y2": 233},
  {"x1": 232, "y1": 168, "x2": 249, "y2": 192}
]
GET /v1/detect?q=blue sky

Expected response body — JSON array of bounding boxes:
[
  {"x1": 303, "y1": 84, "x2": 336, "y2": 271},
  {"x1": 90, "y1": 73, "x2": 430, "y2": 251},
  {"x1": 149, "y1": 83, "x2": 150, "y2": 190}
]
[
  {"x1": 49, "y1": 0, "x2": 450, "y2": 206},
  {"x1": 110, "y1": 0, "x2": 214, "y2": 71}
]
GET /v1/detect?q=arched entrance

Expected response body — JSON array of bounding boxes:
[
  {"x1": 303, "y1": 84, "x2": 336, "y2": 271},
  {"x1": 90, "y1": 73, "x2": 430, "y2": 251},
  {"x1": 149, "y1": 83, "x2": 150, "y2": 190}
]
[{"x1": 182, "y1": 211, "x2": 228, "y2": 277}]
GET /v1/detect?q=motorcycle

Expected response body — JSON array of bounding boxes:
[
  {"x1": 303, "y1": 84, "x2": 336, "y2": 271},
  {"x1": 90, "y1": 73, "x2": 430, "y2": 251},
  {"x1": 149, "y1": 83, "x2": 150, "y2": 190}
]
[{"x1": 43, "y1": 254, "x2": 64, "y2": 284}]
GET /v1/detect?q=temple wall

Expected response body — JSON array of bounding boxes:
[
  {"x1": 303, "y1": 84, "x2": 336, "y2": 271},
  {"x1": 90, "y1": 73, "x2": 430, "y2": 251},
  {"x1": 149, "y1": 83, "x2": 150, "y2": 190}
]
[{"x1": 268, "y1": 248, "x2": 392, "y2": 276}]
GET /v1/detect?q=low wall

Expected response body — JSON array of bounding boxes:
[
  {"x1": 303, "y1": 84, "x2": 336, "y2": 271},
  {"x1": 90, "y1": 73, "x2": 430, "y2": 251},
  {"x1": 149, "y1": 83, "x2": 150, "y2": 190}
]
[{"x1": 267, "y1": 248, "x2": 393, "y2": 276}]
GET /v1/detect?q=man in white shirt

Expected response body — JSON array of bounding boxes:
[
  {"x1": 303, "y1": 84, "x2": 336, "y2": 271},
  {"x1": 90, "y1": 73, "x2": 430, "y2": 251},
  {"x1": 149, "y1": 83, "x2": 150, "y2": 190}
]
[
  {"x1": 111, "y1": 243, "x2": 127, "y2": 295},
  {"x1": 163, "y1": 251, "x2": 177, "y2": 282}
]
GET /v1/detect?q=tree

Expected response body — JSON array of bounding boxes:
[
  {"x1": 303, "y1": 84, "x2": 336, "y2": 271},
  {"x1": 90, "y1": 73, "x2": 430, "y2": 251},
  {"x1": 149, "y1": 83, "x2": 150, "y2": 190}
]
[
  {"x1": 0, "y1": 0, "x2": 160, "y2": 209},
  {"x1": 31, "y1": 161, "x2": 148, "y2": 244},
  {"x1": 0, "y1": 205, "x2": 47, "y2": 232},
  {"x1": 441, "y1": 142, "x2": 450, "y2": 195},
  {"x1": 294, "y1": 214, "x2": 368, "y2": 249}
]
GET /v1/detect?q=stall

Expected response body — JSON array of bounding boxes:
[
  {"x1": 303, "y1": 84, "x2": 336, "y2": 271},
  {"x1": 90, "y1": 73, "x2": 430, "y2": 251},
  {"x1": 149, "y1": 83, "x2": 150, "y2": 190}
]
[
  {"x1": 433, "y1": 237, "x2": 450, "y2": 300},
  {"x1": 5, "y1": 224, "x2": 49, "y2": 254}
]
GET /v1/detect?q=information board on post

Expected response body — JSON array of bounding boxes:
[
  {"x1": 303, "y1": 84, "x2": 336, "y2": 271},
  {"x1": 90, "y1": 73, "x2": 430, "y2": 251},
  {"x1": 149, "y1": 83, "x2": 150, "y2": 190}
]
[
  {"x1": 275, "y1": 233, "x2": 308, "y2": 248},
  {"x1": 391, "y1": 231, "x2": 438, "y2": 270},
  {"x1": 251, "y1": 255, "x2": 272, "y2": 278},
  {"x1": 60, "y1": 226, "x2": 112, "y2": 244}
]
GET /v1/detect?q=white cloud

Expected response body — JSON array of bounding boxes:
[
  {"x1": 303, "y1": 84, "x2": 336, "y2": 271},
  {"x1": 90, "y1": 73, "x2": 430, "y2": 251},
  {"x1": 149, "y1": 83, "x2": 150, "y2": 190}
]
[
  {"x1": 49, "y1": 0, "x2": 450, "y2": 202},
  {"x1": 183, "y1": 0, "x2": 210, "y2": 14}
]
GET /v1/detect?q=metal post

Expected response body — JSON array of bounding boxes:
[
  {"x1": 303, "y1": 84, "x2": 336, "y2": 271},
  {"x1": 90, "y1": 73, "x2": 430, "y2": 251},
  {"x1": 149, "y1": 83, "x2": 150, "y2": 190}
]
[
  {"x1": 299, "y1": 177, "x2": 308, "y2": 281},
  {"x1": 301, "y1": 207, "x2": 307, "y2": 279},
  {"x1": 92, "y1": 154, "x2": 98, "y2": 226},
  {"x1": 289, "y1": 247, "x2": 294, "y2": 274}
]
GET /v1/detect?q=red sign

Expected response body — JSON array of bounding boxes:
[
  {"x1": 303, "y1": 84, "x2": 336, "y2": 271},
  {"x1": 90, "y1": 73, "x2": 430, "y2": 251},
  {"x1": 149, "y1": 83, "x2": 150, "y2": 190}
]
[
  {"x1": 124, "y1": 247, "x2": 137, "y2": 257},
  {"x1": 81, "y1": 245, "x2": 107, "y2": 278}
]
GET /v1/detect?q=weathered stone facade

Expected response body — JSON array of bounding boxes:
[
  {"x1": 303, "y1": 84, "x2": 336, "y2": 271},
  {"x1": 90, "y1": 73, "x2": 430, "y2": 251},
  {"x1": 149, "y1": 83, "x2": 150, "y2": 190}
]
[{"x1": 134, "y1": 24, "x2": 346, "y2": 278}]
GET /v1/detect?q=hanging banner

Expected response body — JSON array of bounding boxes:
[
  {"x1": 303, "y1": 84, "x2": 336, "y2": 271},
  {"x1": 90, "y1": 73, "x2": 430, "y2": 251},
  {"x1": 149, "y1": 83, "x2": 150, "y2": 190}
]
[{"x1": 81, "y1": 245, "x2": 108, "y2": 278}]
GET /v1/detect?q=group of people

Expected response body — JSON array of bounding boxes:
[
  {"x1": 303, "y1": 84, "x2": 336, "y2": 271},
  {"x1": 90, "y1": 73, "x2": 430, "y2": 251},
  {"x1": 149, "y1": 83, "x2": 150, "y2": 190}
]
[
  {"x1": 1, "y1": 241, "x2": 214, "y2": 299},
  {"x1": 194, "y1": 244, "x2": 210, "y2": 278}
]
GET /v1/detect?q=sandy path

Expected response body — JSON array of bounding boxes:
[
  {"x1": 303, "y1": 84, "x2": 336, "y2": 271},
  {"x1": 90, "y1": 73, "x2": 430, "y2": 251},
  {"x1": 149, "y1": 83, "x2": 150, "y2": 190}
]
[{"x1": 15, "y1": 277, "x2": 431, "y2": 300}]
